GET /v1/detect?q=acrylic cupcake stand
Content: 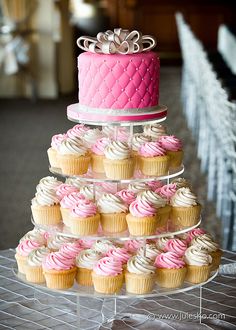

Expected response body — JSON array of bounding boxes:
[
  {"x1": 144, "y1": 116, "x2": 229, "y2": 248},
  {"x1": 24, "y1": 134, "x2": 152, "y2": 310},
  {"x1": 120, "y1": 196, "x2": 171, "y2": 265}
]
[{"x1": 15, "y1": 108, "x2": 219, "y2": 329}]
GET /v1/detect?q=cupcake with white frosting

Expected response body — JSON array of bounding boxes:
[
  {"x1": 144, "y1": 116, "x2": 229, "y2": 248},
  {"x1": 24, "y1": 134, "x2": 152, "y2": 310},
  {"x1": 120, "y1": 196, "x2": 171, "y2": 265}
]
[
  {"x1": 184, "y1": 246, "x2": 212, "y2": 283},
  {"x1": 137, "y1": 243, "x2": 161, "y2": 261},
  {"x1": 128, "y1": 182, "x2": 149, "y2": 194},
  {"x1": 31, "y1": 176, "x2": 62, "y2": 225},
  {"x1": 103, "y1": 141, "x2": 135, "y2": 179},
  {"x1": 171, "y1": 177, "x2": 191, "y2": 190},
  {"x1": 143, "y1": 123, "x2": 167, "y2": 141},
  {"x1": 57, "y1": 138, "x2": 91, "y2": 175},
  {"x1": 80, "y1": 185, "x2": 95, "y2": 201},
  {"x1": 130, "y1": 133, "x2": 151, "y2": 168},
  {"x1": 92, "y1": 239, "x2": 117, "y2": 254},
  {"x1": 125, "y1": 255, "x2": 156, "y2": 294},
  {"x1": 170, "y1": 188, "x2": 201, "y2": 227},
  {"x1": 47, "y1": 235, "x2": 75, "y2": 252},
  {"x1": 97, "y1": 193, "x2": 128, "y2": 233},
  {"x1": 25, "y1": 247, "x2": 50, "y2": 283},
  {"x1": 83, "y1": 128, "x2": 104, "y2": 148},
  {"x1": 76, "y1": 249, "x2": 102, "y2": 286}
]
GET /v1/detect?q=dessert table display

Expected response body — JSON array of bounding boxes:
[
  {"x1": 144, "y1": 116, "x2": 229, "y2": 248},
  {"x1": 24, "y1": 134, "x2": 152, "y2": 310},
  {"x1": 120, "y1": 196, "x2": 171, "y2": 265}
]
[{"x1": 13, "y1": 28, "x2": 227, "y2": 328}]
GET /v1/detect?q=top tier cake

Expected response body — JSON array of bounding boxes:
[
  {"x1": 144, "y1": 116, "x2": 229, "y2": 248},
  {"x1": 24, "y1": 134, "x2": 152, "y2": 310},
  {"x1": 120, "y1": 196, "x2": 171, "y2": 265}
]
[{"x1": 68, "y1": 28, "x2": 166, "y2": 123}]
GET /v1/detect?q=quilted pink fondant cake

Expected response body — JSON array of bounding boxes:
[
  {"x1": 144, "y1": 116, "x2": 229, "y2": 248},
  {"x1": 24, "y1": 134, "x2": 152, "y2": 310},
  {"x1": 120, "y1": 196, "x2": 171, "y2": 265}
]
[{"x1": 67, "y1": 28, "x2": 167, "y2": 122}]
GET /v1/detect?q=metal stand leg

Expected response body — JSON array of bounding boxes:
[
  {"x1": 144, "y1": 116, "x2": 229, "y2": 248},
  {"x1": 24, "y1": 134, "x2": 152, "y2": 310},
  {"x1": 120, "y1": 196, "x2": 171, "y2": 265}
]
[{"x1": 199, "y1": 285, "x2": 202, "y2": 324}]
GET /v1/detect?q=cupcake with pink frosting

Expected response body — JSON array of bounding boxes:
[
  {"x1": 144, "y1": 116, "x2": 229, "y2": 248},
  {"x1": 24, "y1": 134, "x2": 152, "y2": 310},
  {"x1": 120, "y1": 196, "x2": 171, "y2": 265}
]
[
  {"x1": 42, "y1": 251, "x2": 77, "y2": 289},
  {"x1": 59, "y1": 241, "x2": 84, "y2": 260},
  {"x1": 138, "y1": 141, "x2": 170, "y2": 176},
  {"x1": 116, "y1": 189, "x2": 136, "y2": 205},
  {"x1": 69, "y1": 199, "x2": 100, "y2": 235},
  {"x1": 56, "y1": 184, "x2": 79, "y2": 201},
  {"x1": 124, "y1": 239, "x2": 144, "y2": 254},
  {"x1": 185, "y1": 228, "x2": 207, "y2": 244},
  {"x1": 15, "y1": 239, "x2": 43, "y2": 274},
  {"x1": 67, "y1": 124, "x2": 90, "y2": 140},
  {"x1": 60, "y1": 192, "x2": 87, "y2": 226},
  {"x1": 106, "y1": 247, "x2": 131, "y2": 267},
  {"x1": 159, "y1": 135, "x2": 183, "y2": 168},
  {"x1": 147, "y1": 180, "x2": 163, "y2": 191},
  {"x1": 47, "y1": 133, "x2": 66, "y2": 168},
  {"x1": 92, "y1": 257, "x2": 124, "y2": 294},
  {"x1": 155, "y1": 251, "x2": 187, "y2": 288},
  {"x1": 91, "y1": 137, "x2": 110, "y2": 173},
  {"x1": 155, "y1": 183, "x2": 177, "y2": 202},
  {"x1": 126, "y1": 199, "x2": 158, "y2": 236},
  {"x1": 163, "y1": 238, "x2": 187, "y2": 257}
]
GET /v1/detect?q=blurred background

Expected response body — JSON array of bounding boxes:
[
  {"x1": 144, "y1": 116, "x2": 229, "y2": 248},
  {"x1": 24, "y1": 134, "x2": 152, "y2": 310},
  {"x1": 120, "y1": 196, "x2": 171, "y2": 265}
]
[{"x1": 0, "y1": 0, "x2": 236, "y2": 250}]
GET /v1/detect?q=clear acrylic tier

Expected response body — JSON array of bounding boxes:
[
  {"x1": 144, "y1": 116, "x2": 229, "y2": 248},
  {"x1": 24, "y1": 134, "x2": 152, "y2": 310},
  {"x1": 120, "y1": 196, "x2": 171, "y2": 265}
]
[
  {"x1": 32, "y1": 216, "x2": 201, "y2": 241},
  {"x1": 49, "y1": 165, "x2": 185, "y2": 183},
  {"x1": 13, "y1": 268, "x2": 218, "y2": 299}
]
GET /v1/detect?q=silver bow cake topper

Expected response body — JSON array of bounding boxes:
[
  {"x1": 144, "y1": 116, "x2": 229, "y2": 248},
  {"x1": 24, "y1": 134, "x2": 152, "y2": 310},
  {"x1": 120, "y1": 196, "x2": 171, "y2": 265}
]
[{"x1": 77, "y1": 28, "x2": 157, "y2": 54}]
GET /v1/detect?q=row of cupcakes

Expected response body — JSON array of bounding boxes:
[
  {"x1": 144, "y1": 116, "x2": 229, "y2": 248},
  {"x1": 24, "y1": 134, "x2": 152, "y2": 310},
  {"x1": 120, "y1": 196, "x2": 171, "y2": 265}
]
[
  {"x1": 47, "y1": 123, "x2": 183, "y2": 179},
  {"x1": 31, "y1": 176, "x2": 201, "y2": 235},
  {"x1": 15, "y1": 227, "x2": 222, "y2": 294}
]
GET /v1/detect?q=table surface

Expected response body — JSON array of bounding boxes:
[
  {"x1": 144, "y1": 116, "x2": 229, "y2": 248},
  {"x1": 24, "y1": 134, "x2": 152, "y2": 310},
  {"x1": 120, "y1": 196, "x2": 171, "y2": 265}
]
[{"x1": 0, "y1": 249, "x2": 236, "y2": 329}]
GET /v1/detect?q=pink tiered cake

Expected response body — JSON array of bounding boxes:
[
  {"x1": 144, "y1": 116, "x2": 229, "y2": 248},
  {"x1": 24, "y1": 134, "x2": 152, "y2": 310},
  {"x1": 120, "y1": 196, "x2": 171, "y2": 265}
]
[{"x1": 67, "y1": 28, "x2": 167, "y2": 122}]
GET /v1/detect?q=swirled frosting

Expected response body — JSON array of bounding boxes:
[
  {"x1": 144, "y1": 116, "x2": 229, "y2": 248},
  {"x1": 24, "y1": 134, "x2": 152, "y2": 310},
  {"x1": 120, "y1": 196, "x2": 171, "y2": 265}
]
[
  {"x1": 91, "y1": 137, "x2": 110, "y2": 155},
  {"x1": 20, "y1": 229, "x2": 47, "y2": 245},
  {"x1": 147, "y1": 180, "x2": 163, "y2": 191},
  {"x1": 27, "y1": 247, "x2": 50, "y2": 266},
  {"x1": 65, "y1": 177, "x2": 82, "y2": 189},
  {"x1": 47, "y1": 235, "x2": 75, "y2": 251},
  {"x1": 79, "y1": 239, "x2": 95, "y2": 248},
  {"x1": 116, "y1": 189, "x2": 136, "y2": 205},
  {"x1": 170, "y1": 188, "x2": 198, "y2": 207},
  {"x1": 102, "y1": 126, "x2": 129, "y2": 142},
  {"x1": 16, "y1": 239, "x2": 42, "y2": 257},
  {"x1": 106, "y1": 248, "x2": 131, "y2": 264},
  {"x1": 104, "y1": 141, "x2": 131, "y2": 160},
  {"x1": 80, "y1": 185, "x2": 94, "y2": 201},
  {"x1": 70, "y1": 200, "x2": 97, "y2": 218},
  {"x1": 184, "y1": 246, "x2": 212, "y2": 266},
  {"x1": 127, "y1": 255, "x2": 155, "y2": 274},
  {"x1": 130, "y1": 133, "x2": 152, "y2": 152},
  {"x1": 164, "y1": 238, "x2": 187, "y2": 257},
  {"x1": 124, "y1": 239, "x2": 144, "y2": 253},
  {"x1": 129, "y1": 199, "x2": 156, "y2": 217},
  {"x1": 137, "y1": 243, "x2": 161, "y2": 260},
  {"x1": 83, "y1": 129, "x2": 104, "y2": 148},
  {"x1": 43, "y1": 251, "x2": 75, "y2": 270},
  {"x1": 139, "y1": 142, "x2": 166, "y2": 157},
  {"x1": 155, "y1": 251, "x2": 185, "y2": 269},
  {"x1": 137, "y1": 190, "x2": 167, "y2": 208},
  {"x1": 76, "y1": 249, "x2": 102, "y2": 269},
  {"x1": 171, "y1": 178, "x2": 190, "y2": 189},
  {"x1": 156, "y1": 237, "x2": 172, "y2": 250},
  {"x1": 36, "y1": 176, "x2": 62, "y2": 192},
  {"x1": 59, "y1": 242, "x2": 84, "y2": 259},
  {"x1": 155, "y1": 183, "x2": 177, "y2": 201},
  {"x1": 51, "y1": 133, "x2": 66, "y2": 150},
  {"x1": 56, "y1": 184, "x2": 79, "y2": 199},
  {"x1": 159, "y1": 135, "x2": 182, "y2": 151},
  {"x1": 190, "y1": 235, "x2": 218, "y2": 252},
  {"x1": 33, "y1": 176, "x2": 63, "y2": 206},
  {"x1": 93, "y1": 257, "x2": 123, "y2": 276},
  {"x1": 59, "y1": 138, "x2": 89, "y2": 156},
  {"x1": 60, "y1": 192, "x2": 86, "y2": 209},
  {"x1": 186, "y1": 228, "x2": 207, "y2": 243},
  {"x1": 98, "y1": 193, "x2": 128, "y2": 214},
  {"x1": 128, "y1": 182, "x2": 149, "y2": 194},
  {"x1": 93, "y1": 240, "x2": 117, "y2": 254},
  {"x1": 67, "y1": 124, "x2": 90, "y2": 139},
  {"x1": 143, "y1": 123, "x2": 167, "y2": 140}
]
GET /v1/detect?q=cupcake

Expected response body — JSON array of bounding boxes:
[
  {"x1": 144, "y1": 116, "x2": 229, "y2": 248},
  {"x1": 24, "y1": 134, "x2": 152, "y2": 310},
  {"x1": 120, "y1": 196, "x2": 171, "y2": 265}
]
[
  {"x1": 128, "y1": 182, "x2": 149, "y2": 194},
  {"x1": 155, "y1": 183, "x2": 177, "y2": 202},
  {"x1": 58, "y1": 138, "x2": 91, "y2": 175},
  {"x1": 170, "y1": 188, "x2": 201, "y2": 227},
  {"x1": 125, "y1": 255, "x2": 156, "y2": 294},
  {"x1": 185, "y1": 228, "x2": 207, "y2": 244},
  {"x1": 137, "y1": 243, "x2": 161, "y2": 261},
  {"x1": 163, "y1": 238, "x2": 187, "y2": 257},
  {"x1": 156, "y1": 236, "x2": 173, "y2": 250},
  {"x1": 138, "y1": 142, "x2": 169, "y2": 176},
  {"x1": 124, "y1": 239, "x2": 144, "y2": 254},
  {"x1": 126, "y1": 199, "x2": 158, "y2": 236},
  {"x1": 79, "y1": 239, "x2": 96, "y2": 249},
  {"x1": 70, "y1": 200, "x2": 100, "y2": 235},
  {"x1": 56, "y1": 184, "x2": 79, "y2": 200},
  {"x1": 184, "y1": 246, "x2": 212, "y2": 283},
  {"x1": 97, "y1": 193, "x2": 128, "y2": 233},
  {"x1": 91, "y1": 137, "x2": 110, "y2": 173},
  {"x1": 130, "y1": 133, "x2": 151, "y2": 168},
  {"x1": 47, "y1": 133, "x2": 66, "y2": 168},
  {"x1": 31, "y1": 176, "x2": 62, "y2": 225},
  {"x1": 80, "y1": 185, "x2": 95, "y2": 201},
  {"x1": 137, "y1": 190, "x2": 171, "y2": 228},
  {"x1": 103, "y1": 141, "x2": 135, "y2": 179},
  {"x1": 15, "y1": 239, "x2": 42, "y2": 274},
  {"x1": 42, "y1": 252, "x2": 77, "y2": 289},
  {"x1": 65, "y1": 177, "x2": 82, "y2": 189},
  {"x1": 92, "y1": 257, "x2": 124, "y2": 294},
  {"x1": 25, "y1": 247, "x2": 50, "y2": 283},
  {"x1": 92, "y1": 240, "x2": 117, "y2": 254},
  {"x1": 190, "y1": 235, "x2": 222, "y2": 271},
  {"x1": 155, "y1": 252, "x2": 187, "y2": 288},
  {"x1": 106, "y1": 247, "x2": 131, "y2": 267},
  {"x1": 20, "y1": 228, "x2": 47, "y2": 245},
  {"x1": 47, "y1": 235, "x2": 75, "y2": 252},
  {"x1": 143, "y1": 123, "x2": 167, "y2": 141},
  {"x1": 116, "y1": 189, "x2": 136, "y2": 205},
  {"x1": 67, "y1": 124, "x2": 90, "y2": 139},
  {"x1": 147, "y1": 180, "x2": 163, "y2": 191},
  {"x1": 83, "y1": 128, "x2": 104, "y2": 148},
  {"x1": 59, "y1": 241, "x2": 84, "y2": 260},
  {"x1": 171, "y1": 178, "x2": 191, "y2": 189},
  {"x1": 159, "y1": 135, "x2": 183, "y2": 168},
  {"x1": 60, "y1": 192, "x2": 86, "y2": 226},
  {"x1": 76, "y1": 249, "x2": 102, "y2": 286}
]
